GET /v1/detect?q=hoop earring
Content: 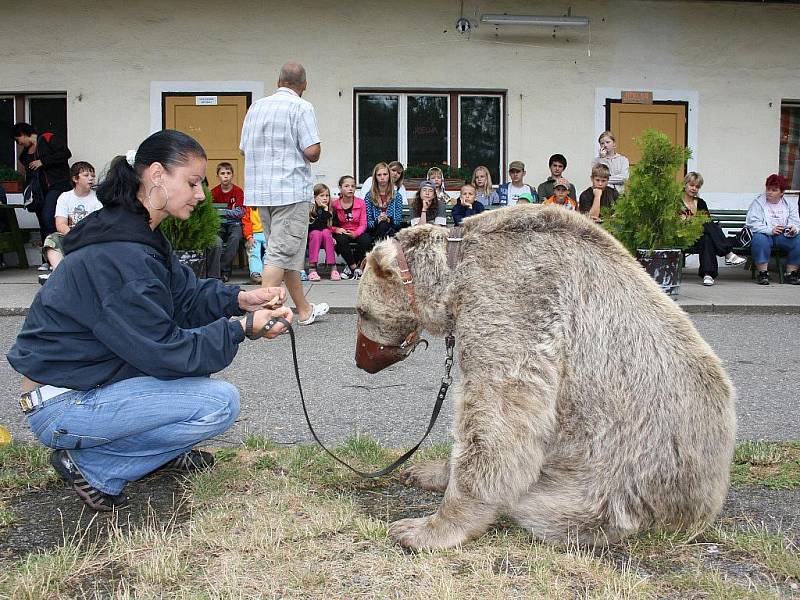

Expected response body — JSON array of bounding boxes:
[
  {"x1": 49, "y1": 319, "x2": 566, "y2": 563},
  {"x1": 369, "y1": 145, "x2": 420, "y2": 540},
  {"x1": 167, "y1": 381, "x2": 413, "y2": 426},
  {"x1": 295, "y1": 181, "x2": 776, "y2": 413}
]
[{"x1": 146, "y1": 184, "x2": 169, "y2": 211}]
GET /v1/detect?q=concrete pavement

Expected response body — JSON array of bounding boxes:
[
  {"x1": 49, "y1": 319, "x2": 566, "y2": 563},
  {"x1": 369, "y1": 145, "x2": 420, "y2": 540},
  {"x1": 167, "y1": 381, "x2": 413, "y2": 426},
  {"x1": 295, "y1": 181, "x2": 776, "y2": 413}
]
[{"x1": 1, "y1": 260, "x2": 799, "y2": 315}]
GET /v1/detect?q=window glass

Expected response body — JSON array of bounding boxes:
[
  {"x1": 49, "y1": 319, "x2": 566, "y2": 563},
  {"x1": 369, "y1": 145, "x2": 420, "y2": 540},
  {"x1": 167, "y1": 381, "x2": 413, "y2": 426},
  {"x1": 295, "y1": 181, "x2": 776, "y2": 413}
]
[
  {"x1": 460, "y1": 96, "x2": 501, "y2": 183},
  {"x1": 357, "y1": 95, "x2": 398, "y2": 183},
  {"x1": 780, "y1": 104, "x2": 800, "y2": 187},
  {"x1": 0, "y1": 98, "x2": 14, "y2": 169},
  {"x1": 29, "y1": 97, "x2": 68, "y2": 144},
  {"x1": 407, "y1": 95, "x2": 448, "y2": 170}
]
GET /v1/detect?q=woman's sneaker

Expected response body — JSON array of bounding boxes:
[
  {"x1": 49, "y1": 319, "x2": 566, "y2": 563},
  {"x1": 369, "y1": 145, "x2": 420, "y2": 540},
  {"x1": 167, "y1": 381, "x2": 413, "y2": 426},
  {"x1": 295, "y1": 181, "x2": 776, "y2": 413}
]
[
  {"x1": 702, "y1": 275, "x2": 715, "y2": 286},
  {"x1": 757, "y1": 271, "x2": 770, "y2": 285},
  {"x1": 249, "y1": 272, "x2": 262, "y2": 284},
  {"x1": 49, "y1": 450, "x2": 129, "y2": 512},
  {"x1": 307, "y1": 270, "x2": 321, "y2": 281},
  {"x1": 300, "y1": 270, "x2": 309, "y2": 281},
  {"x1": 784, "y1": 271, "x2": 800, "y2": 285},
  {"x1": 340, "y1": 266, "x2": 353, "y2": 280},
  {"x1": 725, "y1": 253, "x2": 747, "y2": 266}
]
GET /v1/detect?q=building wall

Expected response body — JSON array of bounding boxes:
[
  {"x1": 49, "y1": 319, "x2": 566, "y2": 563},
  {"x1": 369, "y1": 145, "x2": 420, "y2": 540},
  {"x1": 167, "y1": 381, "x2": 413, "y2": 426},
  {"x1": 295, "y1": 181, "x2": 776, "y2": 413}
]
[{"x1": 3, "y1": 0, "x2": 800, "y2": 206}]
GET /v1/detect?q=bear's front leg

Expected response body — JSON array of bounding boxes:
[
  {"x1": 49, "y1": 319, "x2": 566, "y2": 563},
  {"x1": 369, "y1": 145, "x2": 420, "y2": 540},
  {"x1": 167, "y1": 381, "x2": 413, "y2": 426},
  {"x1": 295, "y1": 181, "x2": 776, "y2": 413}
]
[
  {"x1": 388, "y1": 489, "x2": 496, "y2": 549},
  {"x1": 400, "y1": 459, "x2": 450, "y2": 492},
  {"x1": 390, "y1": 375, "x2": 558, "y2": 550}
]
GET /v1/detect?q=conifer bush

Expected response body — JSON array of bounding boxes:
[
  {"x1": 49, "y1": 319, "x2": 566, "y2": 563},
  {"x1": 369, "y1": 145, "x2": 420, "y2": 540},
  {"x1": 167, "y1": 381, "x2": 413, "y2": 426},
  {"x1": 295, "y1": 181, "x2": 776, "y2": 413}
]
[
  {"x1": 160, "y1": 184, "x2": 220, "y2": 251},
  {"x1": 603, "y1": 129, "x2": 706, "y2": 254}
]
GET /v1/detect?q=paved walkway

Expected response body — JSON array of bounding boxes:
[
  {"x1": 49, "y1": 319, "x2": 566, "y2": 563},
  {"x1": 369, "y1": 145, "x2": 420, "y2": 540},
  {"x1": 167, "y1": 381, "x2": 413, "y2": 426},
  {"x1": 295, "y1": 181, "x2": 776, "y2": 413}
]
[{"x1": 1, "y1": 261, "x2": 799, "y2": 315}]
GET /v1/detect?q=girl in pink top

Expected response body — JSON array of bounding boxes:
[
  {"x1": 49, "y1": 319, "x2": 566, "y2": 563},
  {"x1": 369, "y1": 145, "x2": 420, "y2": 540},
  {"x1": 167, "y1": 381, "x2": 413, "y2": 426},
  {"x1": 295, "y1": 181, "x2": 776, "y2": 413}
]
[{"x1": 331, "y1": 175, "x2": 370, "y2": 280}]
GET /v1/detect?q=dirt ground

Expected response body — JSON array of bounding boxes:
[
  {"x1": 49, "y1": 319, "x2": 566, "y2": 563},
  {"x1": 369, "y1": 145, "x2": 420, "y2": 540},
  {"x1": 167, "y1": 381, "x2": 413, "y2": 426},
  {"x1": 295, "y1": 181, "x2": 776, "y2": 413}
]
[
  {"x1": 0, "y1": 472, "x2": 189, "y2": 564},
  {"x1": 2, "y1": 475, "x2": 797, "y2": 564}
]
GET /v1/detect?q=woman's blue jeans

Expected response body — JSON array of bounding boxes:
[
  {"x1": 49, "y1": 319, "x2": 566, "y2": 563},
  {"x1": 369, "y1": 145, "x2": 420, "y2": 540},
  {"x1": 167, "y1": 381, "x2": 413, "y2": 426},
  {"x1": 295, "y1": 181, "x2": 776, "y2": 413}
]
[
  {"x1": 751, "y1": 232, "x2": 800, "y2": 266},
  {"x1": 25, "y1": 376, "x2": 240, "y2": 495}
]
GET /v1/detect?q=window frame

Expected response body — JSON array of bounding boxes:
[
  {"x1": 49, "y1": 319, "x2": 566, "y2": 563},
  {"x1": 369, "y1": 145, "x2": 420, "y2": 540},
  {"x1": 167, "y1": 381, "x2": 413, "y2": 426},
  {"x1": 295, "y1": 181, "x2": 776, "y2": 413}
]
[
  {"x1": 354, "y1": 89, "x2": 506, "y2": 184},
  {"x1": 780, "y1": 99, "x2": 800, "y2": 189},
  {"x1": 0, "y1": 92, "x2": 67, "y2": 170}
]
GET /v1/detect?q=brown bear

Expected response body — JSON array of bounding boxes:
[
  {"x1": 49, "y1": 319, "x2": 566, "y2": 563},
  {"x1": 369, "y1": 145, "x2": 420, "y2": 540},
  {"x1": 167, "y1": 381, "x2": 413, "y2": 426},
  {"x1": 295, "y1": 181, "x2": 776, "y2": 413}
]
[{"x1": 355, "y1": 205, "x2": 736, "y2": 550}]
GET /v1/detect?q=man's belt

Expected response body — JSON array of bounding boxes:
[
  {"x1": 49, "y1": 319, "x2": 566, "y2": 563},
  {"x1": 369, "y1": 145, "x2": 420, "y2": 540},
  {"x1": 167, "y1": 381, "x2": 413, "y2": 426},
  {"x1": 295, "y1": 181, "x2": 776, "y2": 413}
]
[{"x1": 19, "y1": 385, "x2": 72, "y2": 413}]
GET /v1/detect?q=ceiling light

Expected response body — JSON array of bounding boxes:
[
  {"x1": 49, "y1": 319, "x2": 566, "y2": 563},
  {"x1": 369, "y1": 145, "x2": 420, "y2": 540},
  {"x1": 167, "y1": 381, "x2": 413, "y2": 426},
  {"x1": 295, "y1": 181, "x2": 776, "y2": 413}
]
[{"x1": 480, "y1": 14, "x2": 590, "y2": 27}]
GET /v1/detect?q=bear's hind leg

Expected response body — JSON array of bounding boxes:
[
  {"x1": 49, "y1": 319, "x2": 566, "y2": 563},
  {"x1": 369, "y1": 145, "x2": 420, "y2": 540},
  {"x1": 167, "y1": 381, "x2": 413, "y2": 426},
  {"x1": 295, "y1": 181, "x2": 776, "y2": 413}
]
[{"x1": 508, "y1": 476, "x2": 629, "y2": 546}]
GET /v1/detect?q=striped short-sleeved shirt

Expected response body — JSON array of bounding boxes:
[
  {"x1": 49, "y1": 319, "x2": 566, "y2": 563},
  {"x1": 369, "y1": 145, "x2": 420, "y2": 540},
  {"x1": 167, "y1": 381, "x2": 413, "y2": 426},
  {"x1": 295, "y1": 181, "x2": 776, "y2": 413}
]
[{"x1": 239, "y1": 87, "x2": 321, "y2": 207}]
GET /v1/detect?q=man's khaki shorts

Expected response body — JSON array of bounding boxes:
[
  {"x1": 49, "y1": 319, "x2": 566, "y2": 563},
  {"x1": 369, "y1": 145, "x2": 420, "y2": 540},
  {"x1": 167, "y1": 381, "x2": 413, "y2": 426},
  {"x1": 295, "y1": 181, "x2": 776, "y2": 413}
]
[{"x1": 258, "y1": 203, "x2": 309, "y2": 272}]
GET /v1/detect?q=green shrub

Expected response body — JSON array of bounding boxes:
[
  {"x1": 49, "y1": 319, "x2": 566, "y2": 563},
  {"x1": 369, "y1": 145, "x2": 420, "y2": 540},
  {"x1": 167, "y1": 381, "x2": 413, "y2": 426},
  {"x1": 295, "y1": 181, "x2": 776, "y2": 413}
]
[
  {"x1": 603, "y1": 129, "x2": 706, "y2": 253},
  {"x1": 159, "y1": 184, "x2": 220, "y2": 251},
  {"x1": 0, "y1": 165, "x2": 24, "y2": 183}
]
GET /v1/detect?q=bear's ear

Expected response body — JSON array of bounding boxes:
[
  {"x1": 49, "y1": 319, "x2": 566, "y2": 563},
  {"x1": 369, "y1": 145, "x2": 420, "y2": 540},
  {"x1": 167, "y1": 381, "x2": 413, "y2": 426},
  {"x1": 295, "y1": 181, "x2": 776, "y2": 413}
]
[{"x1": 366, "y1": 239, "x2": 399, "y2": 280}]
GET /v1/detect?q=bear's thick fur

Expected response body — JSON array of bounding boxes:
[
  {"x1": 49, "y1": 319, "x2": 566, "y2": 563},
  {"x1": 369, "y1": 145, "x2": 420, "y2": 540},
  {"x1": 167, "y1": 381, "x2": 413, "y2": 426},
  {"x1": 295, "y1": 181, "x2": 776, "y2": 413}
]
[{"x1": 356, "y1": 205, "x2": 736, "y2": 550}]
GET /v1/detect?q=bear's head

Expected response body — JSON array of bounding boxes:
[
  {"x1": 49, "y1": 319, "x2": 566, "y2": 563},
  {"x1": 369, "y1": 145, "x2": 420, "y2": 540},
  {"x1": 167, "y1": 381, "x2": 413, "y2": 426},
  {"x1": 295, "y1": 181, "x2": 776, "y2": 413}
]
[{"x1": 355, "y1": 226, "x2": 452, "y2": 373}]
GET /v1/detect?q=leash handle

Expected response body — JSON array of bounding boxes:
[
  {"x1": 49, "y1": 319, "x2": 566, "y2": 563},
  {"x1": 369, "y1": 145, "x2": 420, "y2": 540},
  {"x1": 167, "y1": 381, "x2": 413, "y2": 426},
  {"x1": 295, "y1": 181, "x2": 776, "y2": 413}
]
[{"x1": 278, "y1": 316, "x2": 453, "y2": 479}]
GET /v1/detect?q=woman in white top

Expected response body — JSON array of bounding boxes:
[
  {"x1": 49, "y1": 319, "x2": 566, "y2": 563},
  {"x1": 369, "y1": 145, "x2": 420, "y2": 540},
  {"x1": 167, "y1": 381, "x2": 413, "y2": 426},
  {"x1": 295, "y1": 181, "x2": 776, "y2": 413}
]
[
  {"x1": 592, "y1": 131, "x2": 629, "y2": 193},
  {"x1": 359, "y1": 160, "x2": 408, "y2": 205}
]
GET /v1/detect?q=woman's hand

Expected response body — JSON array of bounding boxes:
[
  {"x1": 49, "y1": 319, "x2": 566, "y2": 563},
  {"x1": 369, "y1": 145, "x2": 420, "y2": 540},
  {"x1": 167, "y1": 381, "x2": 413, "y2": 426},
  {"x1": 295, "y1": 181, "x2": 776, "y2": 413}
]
[
  {"x1": 240, "y1": 306, "x2": 294, "y2": 339},
  {"x1": 245, "y1": 237, "x2": 255, "y2": 250},
  {"x1": 238, "y1": 287, "x2": 285, "y2": 312},
  {"x1": 773, "y1": 225, "x2": 785, "y2": 235}
]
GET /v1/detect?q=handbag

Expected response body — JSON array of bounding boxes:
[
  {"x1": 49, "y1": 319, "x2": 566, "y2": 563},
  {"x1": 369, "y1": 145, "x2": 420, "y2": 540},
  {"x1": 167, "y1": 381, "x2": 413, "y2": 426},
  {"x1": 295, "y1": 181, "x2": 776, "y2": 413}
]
[
  {"x1": 23, "y1": 171, "x2": 44, "y2": 213},
  {"x1": 733, "y1": 226, "x2": 753, "y2": 249}
]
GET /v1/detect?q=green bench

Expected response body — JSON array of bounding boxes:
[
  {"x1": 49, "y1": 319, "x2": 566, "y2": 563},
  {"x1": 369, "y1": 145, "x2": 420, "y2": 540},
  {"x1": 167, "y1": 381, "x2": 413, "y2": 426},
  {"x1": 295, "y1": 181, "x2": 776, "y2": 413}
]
[
  {"x1": 706, "y1": 208, "x2": 788, "y2": 283},
  {"x1": 0, "y1": 204, "x2": 30, "y2": 268}
]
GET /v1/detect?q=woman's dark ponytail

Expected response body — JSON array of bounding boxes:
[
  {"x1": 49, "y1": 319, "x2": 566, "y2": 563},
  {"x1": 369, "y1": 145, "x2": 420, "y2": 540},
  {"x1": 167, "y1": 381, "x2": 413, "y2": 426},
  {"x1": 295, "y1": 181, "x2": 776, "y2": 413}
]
[
  {"x1": 96, "y1": 155, "x2": 147, "y2": 217},
  {"x1": 96, "y1": 130, "x2": 207, "y2": 217}
]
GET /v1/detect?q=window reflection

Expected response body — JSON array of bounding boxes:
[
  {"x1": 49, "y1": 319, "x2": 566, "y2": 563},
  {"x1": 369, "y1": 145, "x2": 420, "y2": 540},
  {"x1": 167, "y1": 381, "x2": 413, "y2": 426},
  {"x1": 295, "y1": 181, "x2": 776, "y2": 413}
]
[
  {"x1": 408, "y1": 95, "x2": 448, "y2": 168},
  {"x1": 357, "y1": 95, "x2": 398, "y2": 182},
  {"x1": 460, "y1": 96, "x2": 501, "y2": 183}
]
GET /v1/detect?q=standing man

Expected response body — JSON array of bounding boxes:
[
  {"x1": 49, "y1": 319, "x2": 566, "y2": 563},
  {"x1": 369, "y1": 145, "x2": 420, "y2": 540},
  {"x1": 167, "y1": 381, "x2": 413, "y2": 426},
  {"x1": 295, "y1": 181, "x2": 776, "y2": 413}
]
[
  {"x1": 12, "y1": 122, "x2": 72, "y2": 270},
  {"x1": 240, "y1": 62, "x2": 328, "y2": 325},
  {"x1": 537, "y1": 154, "x2": 577, "y2": 203}
]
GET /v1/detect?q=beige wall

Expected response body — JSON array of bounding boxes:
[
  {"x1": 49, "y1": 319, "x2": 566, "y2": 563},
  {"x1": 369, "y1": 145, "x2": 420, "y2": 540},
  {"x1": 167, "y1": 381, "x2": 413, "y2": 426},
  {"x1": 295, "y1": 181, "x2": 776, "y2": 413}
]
[{"x1": 3, "y1": 0, "x2": 800, "y2": 206}]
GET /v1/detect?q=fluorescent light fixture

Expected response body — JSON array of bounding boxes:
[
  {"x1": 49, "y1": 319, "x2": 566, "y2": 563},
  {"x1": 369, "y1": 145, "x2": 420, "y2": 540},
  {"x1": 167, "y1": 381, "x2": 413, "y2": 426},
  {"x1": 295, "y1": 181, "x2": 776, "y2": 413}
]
[{"x1": 480, "y1": 14, "x2": 590, "y2": 27}]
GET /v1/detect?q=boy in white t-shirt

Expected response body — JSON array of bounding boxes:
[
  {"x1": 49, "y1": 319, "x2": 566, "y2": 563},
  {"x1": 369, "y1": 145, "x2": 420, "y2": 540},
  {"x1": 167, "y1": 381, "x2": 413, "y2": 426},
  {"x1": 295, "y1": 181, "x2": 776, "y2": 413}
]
[
  {"x1": 497, "y1": 160, "x2": 538, "y2": 206},
  {"x1": 40, "y1": 161, "x2": 102, "y2": 283}
]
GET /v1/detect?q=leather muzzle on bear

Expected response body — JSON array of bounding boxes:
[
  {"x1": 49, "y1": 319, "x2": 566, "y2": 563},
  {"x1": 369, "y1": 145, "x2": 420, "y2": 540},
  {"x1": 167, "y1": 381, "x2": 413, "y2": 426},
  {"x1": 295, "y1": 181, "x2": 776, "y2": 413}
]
[{"x1": 355, "y1": 324, "x2": 428, "y2": 374}]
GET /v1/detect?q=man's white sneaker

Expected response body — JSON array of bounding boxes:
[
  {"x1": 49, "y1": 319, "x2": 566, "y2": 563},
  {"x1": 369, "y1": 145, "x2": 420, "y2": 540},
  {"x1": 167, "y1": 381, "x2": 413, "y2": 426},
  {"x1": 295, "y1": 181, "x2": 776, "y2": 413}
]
[
  {"x1": 298, "y1": 302, "x2": 330, "y2": 326},
  {"x1": 724, "y1": 254, "x2": 746, "y2": 266},
  {"x1": 702, "y1": 275, "x2": 715, "y2": 286}
]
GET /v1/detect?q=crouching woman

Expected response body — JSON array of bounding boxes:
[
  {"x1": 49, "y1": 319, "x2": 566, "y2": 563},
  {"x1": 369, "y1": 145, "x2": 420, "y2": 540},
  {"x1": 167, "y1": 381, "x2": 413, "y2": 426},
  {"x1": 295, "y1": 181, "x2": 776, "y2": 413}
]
[{"x1": 7, "y1": 130, "x2": 292, "y2": 511}]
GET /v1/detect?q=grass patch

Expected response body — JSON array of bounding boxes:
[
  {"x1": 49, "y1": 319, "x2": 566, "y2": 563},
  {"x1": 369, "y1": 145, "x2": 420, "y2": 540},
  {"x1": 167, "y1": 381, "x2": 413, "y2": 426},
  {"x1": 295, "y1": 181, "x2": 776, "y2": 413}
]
[
  {"x1": 1, "y1": 437, "x2": 798, "y2": 598},
  {"x1": 731, "y1": 441, "x2": 800, "y2": 489},
  {"x1": 0, "y1": 442, "x2": 58, "y2": 492}
]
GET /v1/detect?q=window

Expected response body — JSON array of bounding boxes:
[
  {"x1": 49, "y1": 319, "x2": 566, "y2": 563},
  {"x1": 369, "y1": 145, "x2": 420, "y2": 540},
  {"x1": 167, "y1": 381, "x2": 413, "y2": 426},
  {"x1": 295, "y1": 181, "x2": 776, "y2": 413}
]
[
  {"x1": 0, "y1": 94, "x2": 67, "y2": 169},
  {"x1": 780, "y1": 102, "x2": 800, "y2": 188},
  {"x1": 355, "y1": 91, "x2": 504, "y2": 184},
  {"x1": 0, "y1": 98, "x2": 14, "y2": 169}
]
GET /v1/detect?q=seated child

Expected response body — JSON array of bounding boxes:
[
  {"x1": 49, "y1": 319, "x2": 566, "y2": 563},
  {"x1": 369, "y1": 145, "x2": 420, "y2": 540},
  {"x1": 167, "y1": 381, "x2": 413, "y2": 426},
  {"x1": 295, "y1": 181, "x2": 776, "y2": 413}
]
[
  {"x1": 452, "y1": 183, "x2": 486, "y2": 225},
  {"x1": 517, "y1": 192, "x2": 535, "y2": 204},
  {"x1": 579, "y1": 163, "x2": 619, "y2": 222},
  {"x1": 411, "y1": 180, "x2": 447, "y2": 226},
  {"x1": 471, "y1": 165, "x2": 500, "y2": 206},
  {"x1": 307, "y1": 183, "x2": 340, "y2": 281},
  {"x1": 40, "y1": 161, "x2": 102, "y2": 284},
  {"x1": 210, "y1": 162, "x2": 244, "y2": 282},
  {"x1": 242, "y1": 207, "x2": 266, "y2": 284},
  {"x1": 426, "y1": 167, "x2": 452, "y2": 206},
  {"x1": 332, "y1": 175, "x2": 370, "y2": 280},
  {"x1": 542, "y1": 178, "x2": 578, "y2": 210}
]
